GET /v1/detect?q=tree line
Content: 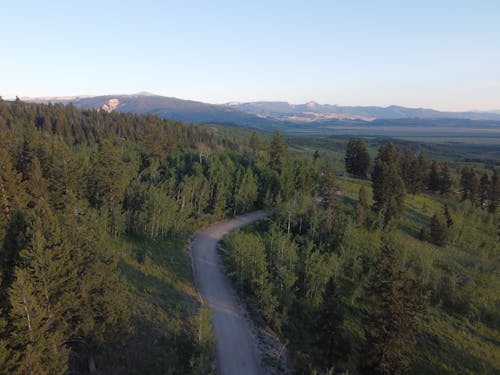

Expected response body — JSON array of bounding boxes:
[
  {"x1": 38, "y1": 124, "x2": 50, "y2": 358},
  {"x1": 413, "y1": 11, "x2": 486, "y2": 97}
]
[
  {"x1": 222, "y1": 137, "x2": 498, "y2": 374},
  {"x1": 0, "y1": 99, "x2": 310, "y2": 374}
]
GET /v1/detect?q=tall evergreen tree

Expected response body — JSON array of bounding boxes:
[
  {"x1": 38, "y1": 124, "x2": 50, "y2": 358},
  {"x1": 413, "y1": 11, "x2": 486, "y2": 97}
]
[
  {"x1": 0, "y1": 147, "x2": 28, "y2": 238},
  {"x1": 61, "y1": 199, "x2": 130, "y2": 372},
  {"x1": 430, "y1": 213, "x2": 449, "y2": 246},
  {"x1": 488, "y1": 170, "x2": 499, "y2": 212},
  {"x1": 345, "y1": 138, "x2": 371, "y2": 178},
  {"x1": 234, "y1": 167, "x2": 258, "y2": 214},
  {"x1": 0, "y1": 211, "x2": 27, "y2": 305},
  {"x1": 439, "y1": 162, "x2": 453, "y2": 195},
  {"x1": 443, "y1": 204, "x2": 454, "y2": 228},
  {"x1": 460, "y1": 167, "x2": 480, "y2": 202},
  {"x1": 88, "y1": 140, "x2": 128, "y2": 208},
  {"x1": 360, "y1": 241, "x2": 421, "y2": 375},
  {"x1": 249, "y1": 131, "x2": 261, "y2": 161},
  {"x1": 355, "y1": 186, "x2": 370, "y2": 227},
  {"x1": 314, "y1": 279, "x2": 351, "y2": 369},
  {"x1": 322, "y1": 162, "x2": 339, "y2": 228},
  {"x1": 371, "y1": 143, "x2": 405, "y2": 224},
  {"x1": 479, "y1": 172, "x2": 490, "y2": 206},
  {"x1": 269, "y1": 131, "x2": 288, "y2": 173},
  {"x1": 401, "y1": 146, "x2": 416, "y2": 192},
  {"x1": 428, "y1": 161, "x2": 441, "y2": 192},
  {"x1": 413, "y1": 151, "x2": 428, "y2": 194},
  {"x1": 7, "y1": 199, "x2": 76, "y2": 374}
]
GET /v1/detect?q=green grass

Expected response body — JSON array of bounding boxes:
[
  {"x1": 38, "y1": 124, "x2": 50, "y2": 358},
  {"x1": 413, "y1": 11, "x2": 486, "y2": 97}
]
[
  {"x1": 338, "y1": 176, "x2": 500, "y2": 375},
  {"x1": 108, "y1": 233, "x2": 201, "y2": 374},
  {"x1": 287, "y1": 136, "x2": 500, "y2": 166},
  {"x1": 415, "y1": 309, "x2": 500, "y2": 375}
]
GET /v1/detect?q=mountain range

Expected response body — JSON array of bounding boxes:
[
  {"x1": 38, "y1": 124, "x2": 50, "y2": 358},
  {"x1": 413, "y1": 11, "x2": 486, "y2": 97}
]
[{"x1": 22, "y1": 92, "x2": 500, "y2": 136}]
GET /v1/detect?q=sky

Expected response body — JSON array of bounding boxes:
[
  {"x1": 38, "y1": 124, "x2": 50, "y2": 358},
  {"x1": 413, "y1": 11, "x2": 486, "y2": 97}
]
[{"x1": 1, "y1": 0, "x2": 499, "y2": 111}]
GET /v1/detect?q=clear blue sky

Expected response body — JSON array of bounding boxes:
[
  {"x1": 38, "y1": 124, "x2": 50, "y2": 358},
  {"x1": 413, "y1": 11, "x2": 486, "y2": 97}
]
[{"x1": 1, "y1": 0, "x2": 499, "y2": 110}]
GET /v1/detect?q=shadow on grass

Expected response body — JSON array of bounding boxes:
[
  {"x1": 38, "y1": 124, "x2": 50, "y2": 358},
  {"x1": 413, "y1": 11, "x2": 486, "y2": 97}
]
[
  {"x1": 105, "y1": 234, "x2": 200, "y2": 375},
  {"x1": 124, "y1": 233, "x2": 193, "y2": 285},
  {"x1": 117, "y1": 312, "x2": 195, "y2": 375},
  {"x1": 119, "y1": 260, "x2": 192, "y2": 310},
  {"x1": 414, "y1": 331, "x2": 496, "y2": 375},
  {"x1": 398, "y1": 207, "x2": 431, "y2": 239}
]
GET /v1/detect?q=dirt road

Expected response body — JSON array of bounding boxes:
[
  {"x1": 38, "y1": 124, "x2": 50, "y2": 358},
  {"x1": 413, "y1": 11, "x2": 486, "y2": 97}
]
[{"x1": 191, "y1": 211, "x2": 269, "y2": 375}]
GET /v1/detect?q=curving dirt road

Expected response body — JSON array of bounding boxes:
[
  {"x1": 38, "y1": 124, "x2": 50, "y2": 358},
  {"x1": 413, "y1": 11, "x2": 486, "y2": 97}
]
[{"x1": 191, "y1": 211, "x2": 269, "y2": 375}]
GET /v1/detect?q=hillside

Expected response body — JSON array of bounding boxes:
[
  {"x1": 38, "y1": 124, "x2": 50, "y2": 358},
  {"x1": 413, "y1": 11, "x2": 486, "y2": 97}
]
[
  {"x1": 226, "y1": 101, "x2": 500, "y2": 121},
  {"x1": 25, "y1": 93, "x2": 281, "y2": 129},
  {"x1": 23, "y1": 93, "x2": 500, "y2": 138},
  {"x1": 1, "y1": 99, "x2": 498, "y2": 374}
]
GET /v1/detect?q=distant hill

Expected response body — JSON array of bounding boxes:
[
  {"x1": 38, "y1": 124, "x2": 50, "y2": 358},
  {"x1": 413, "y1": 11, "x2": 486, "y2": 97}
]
[
  {"x1": 225, "y1": 101, "x2": 500, "y2": 122},
  {"x1": 23, "y1": 93, "x2": 500, "y2": 136},
  {"x1": 25, "y1": 93, "x2": 280, "y2": 128}
]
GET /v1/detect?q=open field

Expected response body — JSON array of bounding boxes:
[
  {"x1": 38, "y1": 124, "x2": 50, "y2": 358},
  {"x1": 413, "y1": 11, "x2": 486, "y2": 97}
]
[{"x1": 339, "y1": 177, "x2": 500, "y2": 375}]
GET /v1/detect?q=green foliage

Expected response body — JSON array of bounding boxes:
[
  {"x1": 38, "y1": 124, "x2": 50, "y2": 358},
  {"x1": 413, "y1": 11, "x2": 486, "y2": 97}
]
[
  {"x1": 460, "y1": 166, "x2": 480, "y2": 202},
  {"x1": 430, "y1": 213, "x2": 449, "y2": 246},
  {"x1": 488, "y1": 170, "x2": 499, "y2": 212},
  {"x1": 191, "y1": 305, "x2": 216, "y2": 374},
  {"x1": 322, "y1": 162, "x2": 340, "y2": 228},
  {"x1": 371, "y1": 143, "x2": 406, "y2": 224},
  {"x1": 1, "y1": 99, "x2": 498, "y2": 374},
  {"x1": 439, "y1": 162, "x2": 453, "y2": 195},
  {"x1": 345, "y1": 138, "x2": 370, "y2": 178},
  {"x1": 360, "y1": 240, "x2": 422, "y2": 375},
  {"x1": 269, "y1": 130, "x2": 288, "y2": 173},
  {"x1": 225, "y1": 172, "x2": 499, "y2": 374},
  {"x1": 223, "y1": 230, "x2": 268, "y2": 296},
  {"x1": 355, "y1": 186, "x2": 370, "y2": 227}
]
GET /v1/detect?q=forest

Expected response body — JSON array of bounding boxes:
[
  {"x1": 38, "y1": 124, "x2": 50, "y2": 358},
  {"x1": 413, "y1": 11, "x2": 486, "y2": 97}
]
[
  {"x1": 222, "y1": 138, "x2": 499, "y2": 374},
  {"x1": 0, "y1": 98, "x2": 499, "y2": 374}
]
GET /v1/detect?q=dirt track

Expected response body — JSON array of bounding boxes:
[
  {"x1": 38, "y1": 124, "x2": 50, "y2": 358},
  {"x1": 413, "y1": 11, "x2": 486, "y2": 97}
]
[{"x1": 191, "y1": 211, "x2": 268, "y2": 375}]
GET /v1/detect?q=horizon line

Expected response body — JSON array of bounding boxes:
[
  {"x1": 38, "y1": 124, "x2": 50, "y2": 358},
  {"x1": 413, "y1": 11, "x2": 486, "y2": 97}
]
[{"x1": 2, "y1": 92, "x2": 499, "y2": 113}]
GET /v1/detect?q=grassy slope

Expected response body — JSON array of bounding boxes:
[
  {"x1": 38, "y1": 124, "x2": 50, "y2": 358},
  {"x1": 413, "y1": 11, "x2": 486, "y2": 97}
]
[
  {"x1": 109, "y1": 234, "x2": 201, "y2": 374},
  {"x1": 287, "y1": 136, "x2": 500, "y2": 170},
  {"x1": 339, "y1": 176, "x2": 500, "y2": 375}
]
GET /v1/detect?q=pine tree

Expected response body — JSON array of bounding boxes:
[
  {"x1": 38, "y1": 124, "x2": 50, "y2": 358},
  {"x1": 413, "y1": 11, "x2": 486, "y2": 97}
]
[
  {"x1": 355, "y1": 186, "x2": 370, "y2": 226},
  {"x1": 0, "y1": 211, "x2": 27, "y2": 305},
  {"x1": 314, "y1": 279, "x2": 351, "y2": 369},
  {"x1": 0, "y1": 147, "x2": 28, "y2": 239},
  {"x1": 428, "y1": 161, "x2": 441, "y2": 192},
  {"x1": 234, "y1": 167, "x2": 258, "y2": 214},
  {"x1": 7, "y1": 199, "x2": 75, "y2": 374},
  {"x1": 0, "y1": 315, "x2": 16, "y2": 373},
  {"x1": 322, "y1": 162, "x2": 339, "y2": 228},
  {"x1": 430, "y1": 213, "x2": 449, "y2": 246},
  {"x1": 25, "y1": 155, "x2": 49, "y2": 205},
  {"x1": 47, "y1": 139, "x2": 83, "y2": 210},
  {"x1": 345, "y1": 138, "x2": 370, "y2": 178},
  {"x1": 8, "y1": 267, "x2": 69, "y2": 375},
  {"x1": 488, "y1": 170, "x2": 499, "y2": 212},
  {"x1": 371, "y1": 143, "x2": 405, "y2": 224},
  {"x1": 60, "y1": 200, "x2": 130, "y2": 371},
  {"x1": 360, "y1": 241, "x2": 422, "y2": 375},
  {"x1": 479, "y1": 172, "x2": 490, "y2": 207},
  {"x1": 412, "y1": 151, "x2": 428, "y2": 194},
  {"x1": 88, "y1": 140, "x2": 127, "y2": 208},
  {"x1": 401, "y1": 146, "x2": 416, "y2": 191},
  {"x1": 460, "y1": 167, "x2": 480, "y2": 202},
  {"x1": 439, "y1": 162, "x2": 453, "y2": 195},
  {"x1": 443, "y1": 204, "x2": 454, "y2": 228},
  {"x1": 269, "y1": 131, "x2": 288, "y2": 173},
  {"x1": 249, "y1": 131, "x2": 261, "y2": 161}
]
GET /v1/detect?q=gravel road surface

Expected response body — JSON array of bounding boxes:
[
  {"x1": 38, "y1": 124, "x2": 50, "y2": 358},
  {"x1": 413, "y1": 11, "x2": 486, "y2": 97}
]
[{"x1": 191, "y1": 211, "x2": 268, "y2": 375}]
